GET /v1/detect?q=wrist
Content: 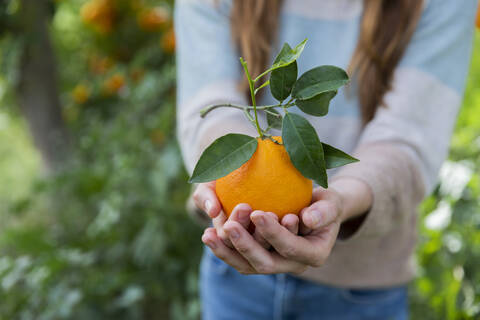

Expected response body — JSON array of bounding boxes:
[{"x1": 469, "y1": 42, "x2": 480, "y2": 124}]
[{"x1": 328, "y1": 177, "x2": 373, "y2": 223}]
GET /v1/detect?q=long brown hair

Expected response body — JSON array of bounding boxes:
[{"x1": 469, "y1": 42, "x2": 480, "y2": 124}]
[{"x1": 231, "y1": 0, "x2": 424, "y2": 124}]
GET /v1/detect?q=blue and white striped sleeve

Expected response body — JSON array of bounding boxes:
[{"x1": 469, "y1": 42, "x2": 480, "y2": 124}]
[{"x1": 175, "y1": 0, "x2": 256, "y2": 174}]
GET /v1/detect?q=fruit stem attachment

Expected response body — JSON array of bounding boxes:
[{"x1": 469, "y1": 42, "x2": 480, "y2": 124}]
[{"x1": 240, "y1": 57, "x2": 262, "y2": 138}]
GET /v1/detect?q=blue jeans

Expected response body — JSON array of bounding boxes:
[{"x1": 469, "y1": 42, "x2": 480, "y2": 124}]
[{"x1": 200, "y1": 248, "x2": 408, "y2": 320}]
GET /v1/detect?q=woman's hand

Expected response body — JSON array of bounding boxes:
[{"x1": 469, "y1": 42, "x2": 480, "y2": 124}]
[
  {"x1": 193, "y1": 182, "x2": 300, "y2": 249},
  {"x1": 200, "y1": 186, "x2": 345, "y2": 274}
]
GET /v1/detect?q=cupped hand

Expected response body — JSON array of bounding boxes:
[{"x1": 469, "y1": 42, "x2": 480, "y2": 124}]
[
  {"x1": 201, "y1": 186, "x2": 344, "y2": 275},
  {"x1": 194, "y1": 182, "x2": 300, "y2": 249}
]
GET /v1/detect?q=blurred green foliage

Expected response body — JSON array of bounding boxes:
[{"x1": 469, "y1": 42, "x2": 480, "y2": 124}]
[
  {"x1": 410, "y1": 31, "x2": 480, "y2": 320},
  {"x1": 0, "y1": 0, "x2": 202, "y2": 319},
  {"x1": 0, "y1": 0, "x2": 478, "y2": 319}
]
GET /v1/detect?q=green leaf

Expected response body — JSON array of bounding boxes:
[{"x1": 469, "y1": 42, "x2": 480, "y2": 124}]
[
  {"x1": 322, "y1": 143, "x2": 359, "y2": 169},
  {"x1": 270, "y1": 43, "x2": 298, "y2": 101},
  {"x1": 266, "y1": 109, "x2": 282, "y2": 130},
  {"x1": 189, "y1": 134, "x2": 258, "y2": 183},
  {"x1": 292, "y1": 65, "x2": 349, "y2": 100},
  {"x1": 295, "y1": 91, "x2": 337, "y2": 116},
  {"x1": 271, "y1": 39, "x2": 307, "y2": 70},
  {"x1": 282, "y1": 113, "x2": 328, "y2": 187}
]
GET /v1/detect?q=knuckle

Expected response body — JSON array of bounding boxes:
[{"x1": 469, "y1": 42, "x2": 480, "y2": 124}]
[
  {"x1": 260, "y1": 225, "x2": 278, "y2": 239},
  {"x1": 236, "y1": 244, "x2": 251, "y2": 255},
  {"x1": 192, "y1": 191, "x2": 202, "y2": 206},
  {"x1": 217, "y1": 228, "x2": 228, "y2": 241},
  {"x1": 255, "y1": 261, "x2": 274, "y2": 274},
  {"x1": 281, "y1": 244, "x2": 298, "y2": 259}
]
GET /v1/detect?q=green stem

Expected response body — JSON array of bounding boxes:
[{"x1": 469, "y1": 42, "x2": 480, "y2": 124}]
[
  {"x1": 264, "y1": 109, "x2": 281, "y2": 117},
  {"x1": 254, "y1": 80, "x2": 270, "y2": 95},
  {"x1": 240, "y1": 57, "x2": 262, "y2": 138},
  {"x1": 243, "y1": 108, "x2": 255, "y2": 123},
  {"x1": 253, "y1": 67, "x2": 273, "y2": 83},
  {"x1": 200, "y1": 103, "x2": 244, "y2": 117},
  {"x1": 200, "y1": 103, "x2": 282, "y2": 118}
]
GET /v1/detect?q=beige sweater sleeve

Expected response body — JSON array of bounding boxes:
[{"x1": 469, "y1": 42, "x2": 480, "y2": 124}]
[
  {"x1": 332, "y1": 67, "x2": 464, "y2": 240},
  {"x1": 333, "y1": 142, "x2": 425, "y2": 239}
]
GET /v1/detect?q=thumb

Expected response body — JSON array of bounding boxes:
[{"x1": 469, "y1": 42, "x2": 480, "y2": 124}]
[{"x1": 301, "y1": 200, "x2": 339, "y2": 230}]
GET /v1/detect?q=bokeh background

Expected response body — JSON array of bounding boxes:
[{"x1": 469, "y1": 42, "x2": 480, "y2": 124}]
[{"x1": 0, "y1": 0, "x2": 478, "y2": 319}]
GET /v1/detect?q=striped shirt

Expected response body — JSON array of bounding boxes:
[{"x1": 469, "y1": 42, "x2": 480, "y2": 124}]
[{"x1": 175, "y1": 0, "x2": 477, "y2": 287}]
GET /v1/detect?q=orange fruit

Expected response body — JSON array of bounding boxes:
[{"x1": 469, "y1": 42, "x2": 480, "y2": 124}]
[
  {"x1": 80, "y1": 0, "x2": 114, "y2": 35},
  {"x1": 476, "y1": 4, "x2": 480, "y2": 29},
  {"x1": 137, "y1": 7, "x2": 169, "y2": 32},
  {"x1": 161, "y1": 28, "x2": 176, "y2": 54},
  {"x1": 72, "y1": 84, "x2": 90, "y2": 104},
  {"x1": 102, "y1": 73, "x2": 125, "y2": 95},
  {"x1": 89, "y1": 55, "x2": 114, "y2": 75},
  {"x1": 216, "y1": 136, "x2": 313, "y2": 219}
]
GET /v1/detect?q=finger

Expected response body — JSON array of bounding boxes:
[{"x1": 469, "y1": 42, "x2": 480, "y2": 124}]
[
  {"x1": 312, "y1": 186, "x2": 328, "y2": 202},
  {"x1": 212, "y1": 211, "x2": 233, "y2": 248},
  {"x1": 223, "y1": 221, "x2": 305, "y2": 274},
  {"x1": 253, "y1": 228, "x2": 271, "y2": 249},
  {"x1": 251, "y1": 210, "x2": 275, "y2": 249},
  {"x1": 228, "y1": 203, "x2": 253, "y2": 229},
  {"x1": 301, "y1": 200, "x2": 339, "y2": 230},
  {"x1": 251, "y1": 211, "x2": 323, "y2": 266},
  {"x1": 201, "y1": 228, "x2": 254, "y2": 274},
  {"x1": 305, "y1": 221, "x2": 341, "y2": 260},
  {"x1": 281, "y1": 214, "x2": 299, "y2": 234},
  {"x1": 299, "y1": 207, "x2": 312, "y2": 235},
  {"x1": 193, "y1": 182, "x2": 222, "y2": 218}
]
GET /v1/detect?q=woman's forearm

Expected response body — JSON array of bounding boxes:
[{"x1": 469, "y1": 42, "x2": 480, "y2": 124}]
[{"x1": 329, "y1": 177, "x2": 373, "y2": 223}]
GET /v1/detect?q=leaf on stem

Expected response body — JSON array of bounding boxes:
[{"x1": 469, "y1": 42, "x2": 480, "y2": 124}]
[
  {"x1": 282, "y1": 113, "x2": 328, "y2": 187},
  {"x1": 295, "y1": 91, "x2": 337, "y2": 116},
  {"x1": 323, "y1": 143, "x2": 359, "y2": 169},
  {"x1": 271, "y1": 39, "x2": 307, "y2": 70},
  {"x1": 266, "y1": 109, "x2": 282, "y2": 130},
  {"x1": 270, "y1": 43, "x2": 298, "y2": 101},
  {"x1": 254, "y1": 39, "x2": 307, "y2": 82},
  {"x1": 292, "y1": 65, "x2": 349, "y2": 100},
  {"x1": 189, "y1": 134, "x2": 258, "y2": 183}
]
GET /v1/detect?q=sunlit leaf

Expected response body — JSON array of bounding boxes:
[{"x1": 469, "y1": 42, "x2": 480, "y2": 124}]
[
  {"x1": 189, "y1": 134, "x2": 258, "y2": 183},
  {"x1": 270, "y1": 43, "x2": 298, "y2": 101},
  {"x1": 270, "y1": 39, "x2": 307, "y2": 70}
]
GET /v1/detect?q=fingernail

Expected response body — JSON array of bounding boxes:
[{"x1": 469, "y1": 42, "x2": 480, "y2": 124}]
[
  {"x1": 238, "y1": 209, "x2": 250, "y2": 222},
  {"x1": 228, "y1": 228, "x2": 240, "y2": 240},
  {"x1": 309, "y1": 210, "x2": 321, "y2": 227},
  {"x1": 204, "y1": 200, "x2": 212, "y2": 213},
  {"x1": 254, "y1": 216, "x2": 265, "y2": 227},
  {"x1": 205, "y1": 240, "x2": 217, "y2": 250}
]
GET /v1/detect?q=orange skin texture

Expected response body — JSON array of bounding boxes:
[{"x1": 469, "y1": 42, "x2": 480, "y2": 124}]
[{"x1": 216, "y1": 136, "x2": 313, "y2": 219}]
